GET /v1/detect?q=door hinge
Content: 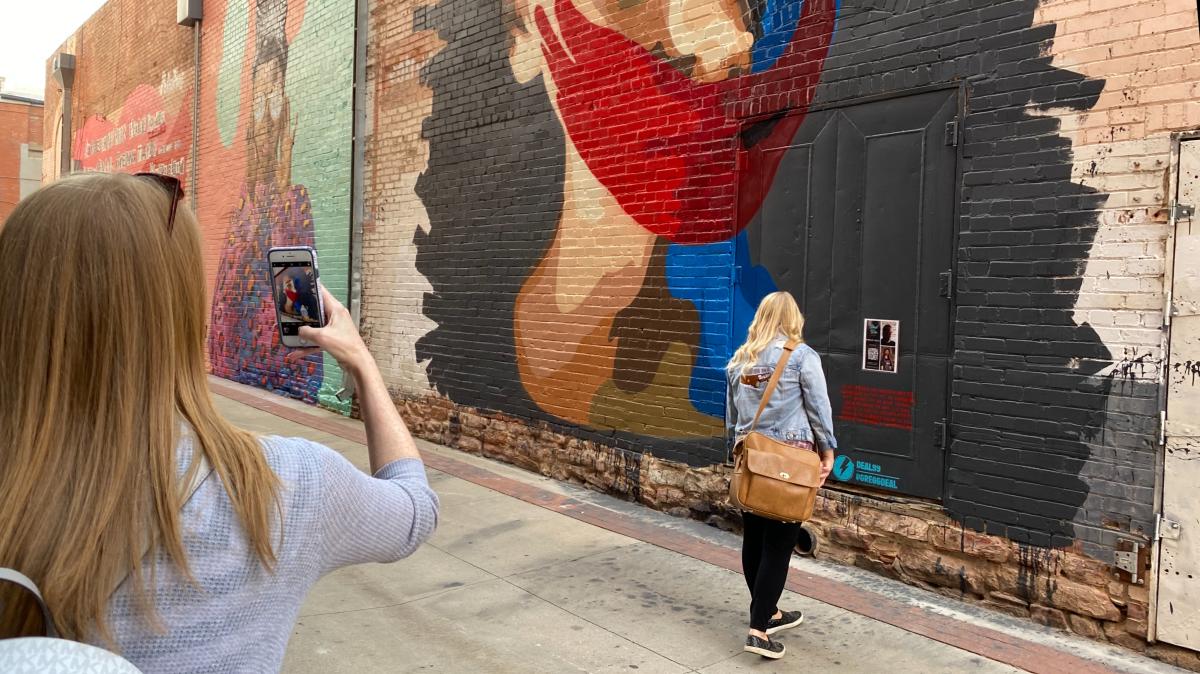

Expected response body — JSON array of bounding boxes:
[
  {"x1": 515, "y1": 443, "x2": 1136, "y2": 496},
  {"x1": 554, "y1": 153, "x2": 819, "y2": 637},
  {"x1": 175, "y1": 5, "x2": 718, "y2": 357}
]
[
  {"x1": 1165, "y1": 288, "x2": 1173, "y2": 328},
  {"x1": 1114, "y1": 542, "x2": 1143, "y2": 585},
  {"x1": 1170, "y1": 202, "x2": 1195, "y2": 221},
  {"x1": 934, "y1": 419, "x2": 949, "y2": 451},
  {"x1": 1156, "y1": 514, "x2": 1182, "y2": 541},
  {"x1": 1160, "y1": 410, "x2": 1167, "y2": 446},
  {"x1": 939, "y1": 270, "x2": 954, "y2": 299},
  {"x1": 944, "y1": 120, "x2": 959, "y2": 147}
]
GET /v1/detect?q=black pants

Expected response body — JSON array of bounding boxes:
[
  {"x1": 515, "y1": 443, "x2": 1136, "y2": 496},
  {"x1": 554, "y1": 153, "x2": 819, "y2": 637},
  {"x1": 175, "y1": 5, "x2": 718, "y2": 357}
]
[{"x1": 742, "y1": 512, "x2": 802, "y2": 631}]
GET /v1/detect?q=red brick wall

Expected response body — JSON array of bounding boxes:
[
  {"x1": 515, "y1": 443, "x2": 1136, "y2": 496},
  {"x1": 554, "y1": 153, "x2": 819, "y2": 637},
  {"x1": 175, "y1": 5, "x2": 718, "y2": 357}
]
[
  {"x1": 41, "y1": 0, "x2": 194, "y2": 184},
  {"x1": 0, "y1": 100, "x2": 43, "y2": 222}
]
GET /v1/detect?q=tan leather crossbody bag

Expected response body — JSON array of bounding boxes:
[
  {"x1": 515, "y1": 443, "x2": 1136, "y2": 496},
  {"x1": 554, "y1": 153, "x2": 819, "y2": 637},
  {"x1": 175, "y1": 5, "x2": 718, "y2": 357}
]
[{"x1": 729, "y1": 340, "x2": 822, "y2": 523}]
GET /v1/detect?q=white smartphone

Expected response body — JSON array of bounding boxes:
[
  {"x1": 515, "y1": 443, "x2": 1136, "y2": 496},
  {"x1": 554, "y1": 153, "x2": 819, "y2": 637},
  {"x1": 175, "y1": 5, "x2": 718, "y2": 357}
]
[{"x1": 267, "y1": 246, "x2": 325, "y2": 348}]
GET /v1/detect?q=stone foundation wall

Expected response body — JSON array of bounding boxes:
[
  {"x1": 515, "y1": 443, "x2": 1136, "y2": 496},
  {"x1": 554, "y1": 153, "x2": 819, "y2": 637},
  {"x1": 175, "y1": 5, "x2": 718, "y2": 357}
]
[{"x1": 395, "y1": 391, "x2": 1200, "y2": 671}]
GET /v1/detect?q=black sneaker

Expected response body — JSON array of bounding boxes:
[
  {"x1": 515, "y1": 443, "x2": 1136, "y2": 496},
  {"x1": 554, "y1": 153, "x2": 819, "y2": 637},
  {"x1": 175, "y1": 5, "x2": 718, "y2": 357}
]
[
  {"x1": 766, "y1": 609, "x2": 804, "y2": 635},
  {"x1": 744, "y1": 634, "x2": 786, "y2": 659}
]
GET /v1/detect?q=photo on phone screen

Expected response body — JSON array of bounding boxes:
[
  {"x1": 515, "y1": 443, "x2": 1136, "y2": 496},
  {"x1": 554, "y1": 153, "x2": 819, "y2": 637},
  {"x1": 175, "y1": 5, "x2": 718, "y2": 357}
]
[{"x1": 268, "y1": 247, "x2": 323, "y2": 347}]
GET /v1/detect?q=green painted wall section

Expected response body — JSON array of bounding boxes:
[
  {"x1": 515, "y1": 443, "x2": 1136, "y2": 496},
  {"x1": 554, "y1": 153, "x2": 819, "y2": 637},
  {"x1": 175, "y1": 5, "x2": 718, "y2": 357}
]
[
  {"x1": 286, "y1": 0, "x2": 355, "y2": 412},
  {"x1": 216, "y1": 0, "x2": 248, "y2": 148}
]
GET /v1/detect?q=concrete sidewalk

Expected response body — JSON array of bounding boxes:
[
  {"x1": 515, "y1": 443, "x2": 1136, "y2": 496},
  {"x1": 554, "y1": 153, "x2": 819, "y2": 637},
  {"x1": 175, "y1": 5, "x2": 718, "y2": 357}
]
[{"x1": 210, "y1": 379, "x2": 1189, "y2": 674}]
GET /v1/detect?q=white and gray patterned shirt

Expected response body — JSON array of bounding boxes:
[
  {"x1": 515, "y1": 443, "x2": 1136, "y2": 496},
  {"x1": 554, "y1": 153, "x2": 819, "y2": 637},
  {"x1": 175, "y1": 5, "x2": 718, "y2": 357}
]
[{"x1": 100, "y1": 435, "x2": 439, "y2": 673}]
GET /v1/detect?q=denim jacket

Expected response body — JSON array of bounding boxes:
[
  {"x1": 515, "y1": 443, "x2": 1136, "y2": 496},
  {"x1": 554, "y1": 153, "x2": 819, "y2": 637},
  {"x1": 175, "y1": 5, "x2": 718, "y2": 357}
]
[{"x1": 726, "y1": 338, "x2": 838, "y2": 453}]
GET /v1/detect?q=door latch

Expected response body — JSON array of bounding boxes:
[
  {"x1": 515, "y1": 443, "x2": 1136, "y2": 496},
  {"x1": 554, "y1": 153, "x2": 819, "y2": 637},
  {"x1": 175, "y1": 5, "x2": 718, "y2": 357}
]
[
  {"x1": 939, "y1": 270, "x2": 954, "y2": 299},
  {"x1": 1170, "y1": 203, "x2": 1195, "y2": 221},
  {"x1": 944, "y1": 120, "x2": 959, "y2": 147}
]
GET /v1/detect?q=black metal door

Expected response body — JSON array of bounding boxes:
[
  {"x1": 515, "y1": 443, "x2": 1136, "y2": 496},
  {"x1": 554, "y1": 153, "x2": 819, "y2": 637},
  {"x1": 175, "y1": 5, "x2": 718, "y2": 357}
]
[{"x1": 741, "y1": 88, "x2": 958, "y2": 499}]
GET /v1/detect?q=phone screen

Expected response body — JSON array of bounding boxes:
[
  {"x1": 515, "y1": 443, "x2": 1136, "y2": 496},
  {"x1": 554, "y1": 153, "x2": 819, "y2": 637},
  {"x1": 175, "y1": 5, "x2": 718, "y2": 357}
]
[{"x1": 269, "y1": 250, "x2": 323, "y2": 346}]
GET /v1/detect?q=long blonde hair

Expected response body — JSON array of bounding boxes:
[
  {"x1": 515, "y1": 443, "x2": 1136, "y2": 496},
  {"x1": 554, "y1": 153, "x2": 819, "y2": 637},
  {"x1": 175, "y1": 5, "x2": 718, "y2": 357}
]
[
  {"x1": 727, "y1": 291, "x2": 805, "y2": 373},
  {"x1": 0, "y1": 173, "x2": 280, "y2": 644}
]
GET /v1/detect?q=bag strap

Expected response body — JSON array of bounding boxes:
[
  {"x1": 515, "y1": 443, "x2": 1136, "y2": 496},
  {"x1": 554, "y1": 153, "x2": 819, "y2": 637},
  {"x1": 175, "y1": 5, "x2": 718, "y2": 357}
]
[
  {"x1": 749, "y1": 339, "x2": 801, "y2": 431},
  {"x1": 0, "y1": 567, "x2": 56, "y2": 638}
]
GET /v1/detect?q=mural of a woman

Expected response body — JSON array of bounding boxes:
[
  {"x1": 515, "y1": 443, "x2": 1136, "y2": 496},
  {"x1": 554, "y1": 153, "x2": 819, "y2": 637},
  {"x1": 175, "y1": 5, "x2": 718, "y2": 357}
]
[
  {"x1": 416, "y1": 0, "x2": 836, "y2": 453},
  {"x1": 209, "y1": 0, "x2": 323, "y2": 399},
  {"x1": 410, "y1": 0, "x2": 1123, "y2": 544}
]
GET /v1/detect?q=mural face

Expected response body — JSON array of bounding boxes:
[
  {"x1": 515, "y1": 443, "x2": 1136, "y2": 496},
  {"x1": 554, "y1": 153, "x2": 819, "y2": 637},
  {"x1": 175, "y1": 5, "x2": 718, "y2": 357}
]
[
  {"x1": 416, "y1": 0, "x2": 838, "y2": 459},
  {"x1": 200, "y1": 0, "x2": 354, "y2": 406}
]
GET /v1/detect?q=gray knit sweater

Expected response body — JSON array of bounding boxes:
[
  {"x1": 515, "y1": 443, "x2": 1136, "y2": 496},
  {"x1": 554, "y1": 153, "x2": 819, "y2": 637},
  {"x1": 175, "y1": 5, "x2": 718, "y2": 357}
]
[{"x1": 98, "y1": 435, "x2": 440, "y2": 673}]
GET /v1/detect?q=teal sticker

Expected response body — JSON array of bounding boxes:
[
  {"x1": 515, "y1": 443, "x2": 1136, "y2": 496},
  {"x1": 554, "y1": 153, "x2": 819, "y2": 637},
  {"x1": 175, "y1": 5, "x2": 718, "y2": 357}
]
[
  {"x1": 833, "y1": 455, "x2": 900, "y2": 490},
  {"x1": 833, "y1": 455, "x2": 855, "y2": 481}
]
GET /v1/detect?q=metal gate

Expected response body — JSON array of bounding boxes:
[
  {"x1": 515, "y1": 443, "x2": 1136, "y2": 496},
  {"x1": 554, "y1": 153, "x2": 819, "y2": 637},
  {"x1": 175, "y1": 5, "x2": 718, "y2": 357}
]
[
  {"x1": 740, "y1": 88, "x2": 959, "y2": 499},
  {"x1": 1157, "y1": 137, "x2": 1200, "y2": 650}
]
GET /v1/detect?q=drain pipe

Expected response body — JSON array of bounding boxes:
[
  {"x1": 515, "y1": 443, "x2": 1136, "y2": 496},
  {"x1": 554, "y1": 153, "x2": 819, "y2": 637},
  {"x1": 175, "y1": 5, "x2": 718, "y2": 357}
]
[
  {"x1": 350, "y1": 0, "x2": 367, "y2": 323},
  {"x1": 337, "y1": 0, "x2": 369, "y2": 405},
  {"x1": 795, "y1": 523, "x2": 821, "y2": 557},
  {"x1": 52, "y1": 53, "x2": 76, "y2": 177},
  {"x1": 190, "y1": 20, "x2": 201, "y2": 210},
  {"x1": 178, "y1": 0, "x2": 202, "y2": 208}
]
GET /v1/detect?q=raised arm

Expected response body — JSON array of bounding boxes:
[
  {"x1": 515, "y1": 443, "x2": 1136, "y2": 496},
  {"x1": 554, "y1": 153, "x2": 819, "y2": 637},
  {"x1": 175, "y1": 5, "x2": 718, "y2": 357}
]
[{"x1": 290, "y1": 286, "x2": 439, "y2": 571}]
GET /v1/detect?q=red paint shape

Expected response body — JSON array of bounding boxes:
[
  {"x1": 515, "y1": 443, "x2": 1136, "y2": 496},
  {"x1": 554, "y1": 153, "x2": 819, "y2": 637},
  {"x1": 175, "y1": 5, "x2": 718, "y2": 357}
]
[
  {"x1": 286, "y1": 0, "x2": 307, "y2": 44},
  {"x1": 73, "y1": 83, "x2": 192, "y2": 179},
  {"x1": 535, "y1": 0, "x2": 836, "y2": 244},
  {"x1": 838, "y1": 385, "x2": 914, "y2": 431}
]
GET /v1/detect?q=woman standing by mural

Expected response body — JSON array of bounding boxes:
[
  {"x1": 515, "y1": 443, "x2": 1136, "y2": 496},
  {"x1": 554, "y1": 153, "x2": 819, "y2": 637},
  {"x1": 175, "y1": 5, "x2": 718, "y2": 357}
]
[
  {"x1": 726, "y1": 291, "x2": 835, "y2": 659},
  {"x1": 209, "y1": 0, "x2": 323, "y2": 399}
]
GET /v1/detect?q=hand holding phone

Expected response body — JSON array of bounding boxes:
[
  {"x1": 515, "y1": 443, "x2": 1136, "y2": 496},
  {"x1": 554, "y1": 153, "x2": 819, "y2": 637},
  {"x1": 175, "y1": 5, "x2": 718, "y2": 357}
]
[
  {"x1": 285, "y1": 285, "x2": 371, "y2": 376},
  {"x1": 269, "y1": 247, "x2": 325, "y2": 348}
]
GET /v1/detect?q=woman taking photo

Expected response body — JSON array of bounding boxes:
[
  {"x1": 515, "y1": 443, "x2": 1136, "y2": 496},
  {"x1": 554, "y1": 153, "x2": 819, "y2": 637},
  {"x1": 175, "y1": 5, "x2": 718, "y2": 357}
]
[
  {"x1": 726, "y1": 291, "x2": 837, "y2": 659},
  {"x1": 0, "y1": 173, "x2": 439, "y2": 672}
]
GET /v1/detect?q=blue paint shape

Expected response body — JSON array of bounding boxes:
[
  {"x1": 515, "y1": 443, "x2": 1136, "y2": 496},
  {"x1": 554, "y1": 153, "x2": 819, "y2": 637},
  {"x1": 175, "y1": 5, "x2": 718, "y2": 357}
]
[
  {"x1": 751, "y1": 0, "x2": 805, "y2": 73},
  {"x1": 665, "y1": 231, "x2": 778, "y2": 419},
  {"x1": 751, "y1": 0, "x2": 842, "y2": 73},
  {"x1": 665, "y1": 239, "x2": 733, "y2": 418},
  {"x1": 732, "y1": 231, "x2": 778, "y2": 348}
]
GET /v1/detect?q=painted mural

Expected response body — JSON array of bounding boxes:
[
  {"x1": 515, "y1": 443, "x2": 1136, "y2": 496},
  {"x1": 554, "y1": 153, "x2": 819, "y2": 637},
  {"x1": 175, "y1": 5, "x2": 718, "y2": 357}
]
[
  {"x1": 199, "y1": 0, "x2": 354, "y2": 407},
  {"x1": 409, "y1": 0, "x2": 839, "y2": 463},
  {"x1": 380, "y1": 0, "x2": 1167, "y2": 552}
]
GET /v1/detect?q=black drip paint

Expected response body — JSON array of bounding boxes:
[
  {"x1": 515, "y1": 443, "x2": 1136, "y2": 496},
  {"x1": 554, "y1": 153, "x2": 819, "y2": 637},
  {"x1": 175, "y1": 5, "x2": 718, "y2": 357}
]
[
  {"x1": 1174, "y1": 360, "x2": 1200, "y2": 386},
  {"x1": 1016, "y1": 544, "x2": 1058, "y2": 604}
]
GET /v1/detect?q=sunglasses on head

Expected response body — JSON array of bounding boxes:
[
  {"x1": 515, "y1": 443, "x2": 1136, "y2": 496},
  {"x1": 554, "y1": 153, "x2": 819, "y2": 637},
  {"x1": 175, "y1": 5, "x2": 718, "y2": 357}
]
[{"x1": 133, "y1": 172, "x2": 185, "y2": 232}]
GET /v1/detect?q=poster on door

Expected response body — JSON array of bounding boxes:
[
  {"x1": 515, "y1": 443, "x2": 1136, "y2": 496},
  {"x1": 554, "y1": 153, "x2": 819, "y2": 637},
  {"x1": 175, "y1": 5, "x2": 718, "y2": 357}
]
[{"x1": 863, "y1": 319, "x2": 899, "y2": 373}]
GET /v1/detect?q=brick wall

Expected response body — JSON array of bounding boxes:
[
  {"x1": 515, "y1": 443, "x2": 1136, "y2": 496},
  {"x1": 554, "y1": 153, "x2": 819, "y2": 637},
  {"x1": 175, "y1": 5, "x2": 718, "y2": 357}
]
[
  {"x1": 0, "y1": 98, "x2": 43, "y2": 222},
  {"x1": 365, "y1": 0, "x2": 1200, "y2": 661},
  {"x1": 40, "y1": 0, "x2": 194, "y2": 184}
]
